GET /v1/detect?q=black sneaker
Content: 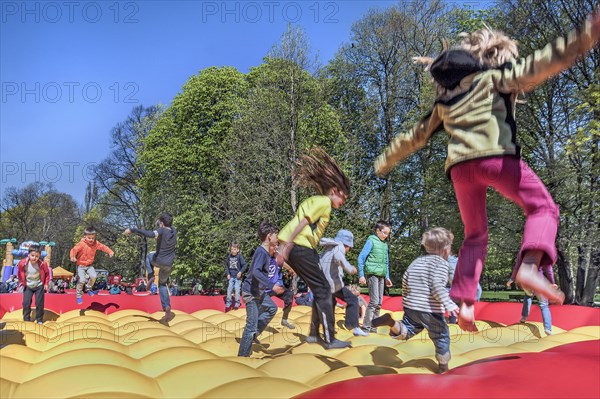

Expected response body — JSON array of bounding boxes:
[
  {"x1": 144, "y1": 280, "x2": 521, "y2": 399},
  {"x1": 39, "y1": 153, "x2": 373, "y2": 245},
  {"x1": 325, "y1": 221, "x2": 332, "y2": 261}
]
[
  {"x1": 372, "y1": 313, "x2": 395, "y2": 328},
  {"x1": 322, "y1": 339, "x2": 352, "y2": 350}
]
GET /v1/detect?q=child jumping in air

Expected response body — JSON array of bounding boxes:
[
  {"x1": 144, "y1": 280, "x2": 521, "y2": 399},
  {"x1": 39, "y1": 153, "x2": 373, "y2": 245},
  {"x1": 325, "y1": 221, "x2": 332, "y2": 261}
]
[
  {"x1": 70, "y1": 227, "x2": 114, "y2": 305},
  {"x1": 374, "y1": 10, "x2": 600, "y2": 331},
  {"x1": 124, "y1": 212, "x2": 178, "y2": 325},
  {"x1": 278, "y1": 148, "x2": 352, "y2": 349}
]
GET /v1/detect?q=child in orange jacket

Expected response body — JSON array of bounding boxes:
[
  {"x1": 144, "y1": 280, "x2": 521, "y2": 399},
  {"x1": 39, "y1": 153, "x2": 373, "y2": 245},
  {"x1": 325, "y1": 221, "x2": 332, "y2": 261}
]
[{"x1": 70, "y1": 226, "x2": 114, "y2": 304}]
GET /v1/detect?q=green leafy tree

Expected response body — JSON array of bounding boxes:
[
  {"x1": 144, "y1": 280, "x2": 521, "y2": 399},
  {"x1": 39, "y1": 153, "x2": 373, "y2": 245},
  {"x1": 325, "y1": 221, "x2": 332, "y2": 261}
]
[
  {"x1": 1, "y1": 182, "x2": 80, "y2": 268},
  {"x1": 495, "y1": 0, "x2": 600, "y2": 304},
  {"x1": 139, "y1": 67, "x2": 247, "y2": 289}
]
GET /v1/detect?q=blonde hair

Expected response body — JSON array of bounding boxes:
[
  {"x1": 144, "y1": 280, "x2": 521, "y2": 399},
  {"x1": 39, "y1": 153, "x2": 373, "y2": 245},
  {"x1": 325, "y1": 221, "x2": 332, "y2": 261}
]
[
  {"x1": 457, "y1": 28, "x2": 518, "y2": 68},
  {"x1": 413, "y1": 28, "x2": 519, "y2": 74},
  {"x1": 421, "y1": 227, "x2": 454, "y2": 254}
]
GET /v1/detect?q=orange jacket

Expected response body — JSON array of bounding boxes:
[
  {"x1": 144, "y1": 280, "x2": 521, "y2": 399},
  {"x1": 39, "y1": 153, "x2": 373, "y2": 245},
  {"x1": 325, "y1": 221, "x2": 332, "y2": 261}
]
[{"x1": 70, "y1": 239, "x2": 114, "y2": 266}]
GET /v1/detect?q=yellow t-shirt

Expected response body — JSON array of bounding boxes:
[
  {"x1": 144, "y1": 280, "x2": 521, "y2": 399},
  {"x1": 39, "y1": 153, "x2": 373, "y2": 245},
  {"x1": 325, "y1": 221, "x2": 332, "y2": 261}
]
[{"x1": 279, "y1": 195, "x2": 332, "y2": 249}]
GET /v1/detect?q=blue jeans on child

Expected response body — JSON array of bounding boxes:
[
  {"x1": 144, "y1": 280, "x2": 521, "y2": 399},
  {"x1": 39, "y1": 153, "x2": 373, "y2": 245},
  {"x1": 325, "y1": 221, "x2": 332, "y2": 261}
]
[
  {"x1": 226, "y1": 277, "x2": 242, "y2": 308},
  {"x1": 238, "y1": 292, "x2": 277, "y2": 357},
  {"x1": 146, "y1": 251, "x2": 172, "y2": 311},
  {"x1": 521, "y1": 294, "x2": 552, "y2": 333},
  {"x1": 396, "y1": 308, "x2": 451, "y2": 357}
]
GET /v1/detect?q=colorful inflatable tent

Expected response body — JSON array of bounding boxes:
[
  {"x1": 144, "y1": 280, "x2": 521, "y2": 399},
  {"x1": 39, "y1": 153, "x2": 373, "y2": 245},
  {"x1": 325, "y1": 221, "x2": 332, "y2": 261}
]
[{"x1": 1, "y1": 239, "x2": 55, "y2": 283}]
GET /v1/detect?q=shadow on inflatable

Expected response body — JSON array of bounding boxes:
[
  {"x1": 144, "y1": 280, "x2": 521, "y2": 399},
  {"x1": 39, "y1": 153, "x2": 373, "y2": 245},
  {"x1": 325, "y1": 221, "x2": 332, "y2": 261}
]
[{"x1": 0, "y1": 294, "x2": 598, "y2": 398}]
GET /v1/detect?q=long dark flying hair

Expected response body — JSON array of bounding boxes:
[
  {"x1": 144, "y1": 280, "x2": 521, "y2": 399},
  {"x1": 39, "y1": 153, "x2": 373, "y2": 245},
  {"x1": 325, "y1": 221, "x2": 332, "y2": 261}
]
[{"x1": 296, "y1": 147, "x2": 351, "y2": 196}]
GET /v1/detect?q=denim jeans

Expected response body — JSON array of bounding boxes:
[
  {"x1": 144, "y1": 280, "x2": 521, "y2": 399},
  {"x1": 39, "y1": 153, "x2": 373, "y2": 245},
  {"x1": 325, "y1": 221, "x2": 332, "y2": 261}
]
[
  {"x1": 363, "y1": 275, "x2": 385, "y2": 329},
  {"x1": 226, "y1": 277, "x2": 242, "y2": 308},
  {"x1": 147, "y1": 251, "x2": 173, "y2": 311},
  {"x1": 145, "y1": 252, "x2": 156, "y2": 276},
  {"x1": 238, "y1": 293, "x2": 277, "y2": 357},
  {"x1": 400, "y1": 308, "x2": 451, "y2": 357},
  {"x1": 522, "y1": 294, "x2": 552, "y2": 332}
]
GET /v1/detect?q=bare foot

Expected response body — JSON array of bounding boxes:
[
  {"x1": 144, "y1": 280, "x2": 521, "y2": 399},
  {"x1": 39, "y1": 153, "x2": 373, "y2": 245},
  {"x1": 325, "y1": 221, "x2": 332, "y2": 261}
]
[
  {"x1": 457, "y1": 302, "x2": 478, "y2": 332},
  {"x1": 516, "y1": 264, "x2": 564, "y2": 305}
]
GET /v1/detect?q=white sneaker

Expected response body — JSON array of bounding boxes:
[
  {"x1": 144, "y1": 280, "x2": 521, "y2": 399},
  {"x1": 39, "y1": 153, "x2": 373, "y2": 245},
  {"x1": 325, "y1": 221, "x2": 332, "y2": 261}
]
[{"x1": 353, "y1": 327, "x2": 369, "y2": 336}]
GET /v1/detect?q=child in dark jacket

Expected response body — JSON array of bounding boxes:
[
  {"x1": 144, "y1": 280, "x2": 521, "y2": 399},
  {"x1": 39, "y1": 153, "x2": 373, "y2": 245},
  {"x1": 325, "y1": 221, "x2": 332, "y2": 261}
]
[
  {"x1": 124, "y1": 212, "x2": 177, "y2": 325},
  {"x1": 238, "y1": 222, "x2": 283, "y2": 357},
  {"x1": 225, "y1": 242, "x2": 248, "y2": 311}
]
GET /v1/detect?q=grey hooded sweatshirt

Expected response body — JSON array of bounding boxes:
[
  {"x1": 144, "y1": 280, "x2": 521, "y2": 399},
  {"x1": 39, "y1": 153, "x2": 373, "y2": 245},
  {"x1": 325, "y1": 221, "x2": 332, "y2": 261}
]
[{"x1": 319, "y1": 238, "x2": 356, "y2": 294}]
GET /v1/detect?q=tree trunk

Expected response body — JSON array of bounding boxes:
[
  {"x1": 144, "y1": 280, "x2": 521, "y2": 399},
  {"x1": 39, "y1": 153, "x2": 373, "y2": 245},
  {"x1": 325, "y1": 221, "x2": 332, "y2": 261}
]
[
  {"x1": 380, "y1": 84, "x2": 394, "y2": 222},
  {"x1": 580, "y1": 246, "x2": 600, "y2": 306},
  {"x1": 556, "y1": 244, "x2": 575, "y2": 304},
  {"x1": 381, "y1": 178, "x2": 392, "y2": 222},
  {"x1": 140, "y1": 238, "x2": 147, "y2": 278},
  {"x1": 574, "y1": 244, "x2": 587, "y2": 304}
]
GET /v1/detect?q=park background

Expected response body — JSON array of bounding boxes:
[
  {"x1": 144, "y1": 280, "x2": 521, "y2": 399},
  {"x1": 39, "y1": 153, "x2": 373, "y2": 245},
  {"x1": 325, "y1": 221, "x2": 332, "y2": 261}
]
[{"x1": 1, "y1": 0, "x2": 598, "y2": 305}]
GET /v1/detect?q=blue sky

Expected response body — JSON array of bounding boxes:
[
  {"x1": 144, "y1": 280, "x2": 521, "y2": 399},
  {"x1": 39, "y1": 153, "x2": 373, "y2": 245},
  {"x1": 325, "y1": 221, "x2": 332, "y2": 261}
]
[{"x1": 1, "y1": 0, "x2": 479, "y2": 203}]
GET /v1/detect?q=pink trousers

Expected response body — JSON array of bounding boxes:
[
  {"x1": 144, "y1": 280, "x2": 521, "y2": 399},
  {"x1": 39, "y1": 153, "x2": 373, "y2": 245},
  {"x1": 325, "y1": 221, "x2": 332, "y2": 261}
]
[{"x1": 449, "y1": 156, "x2": 559, "y2": 304}]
